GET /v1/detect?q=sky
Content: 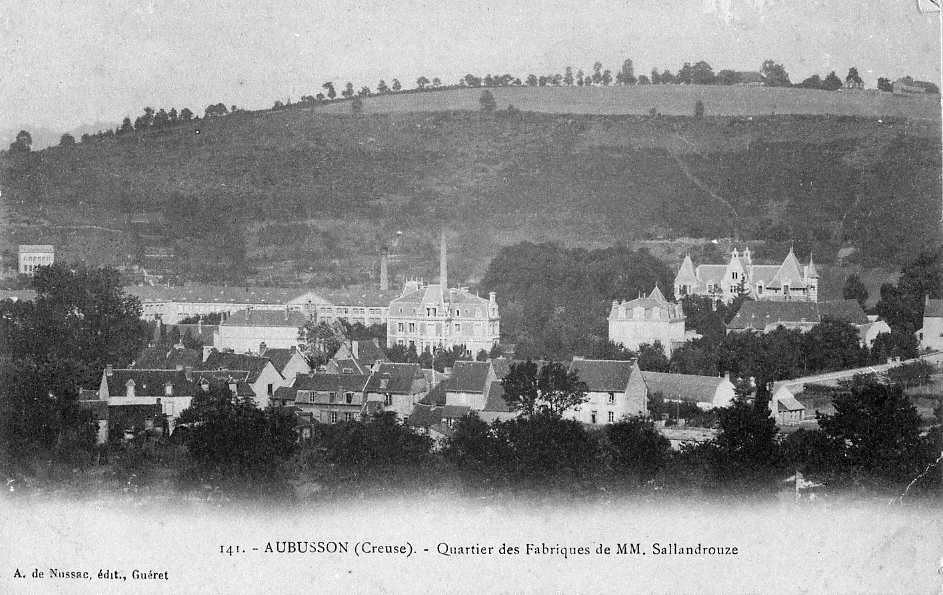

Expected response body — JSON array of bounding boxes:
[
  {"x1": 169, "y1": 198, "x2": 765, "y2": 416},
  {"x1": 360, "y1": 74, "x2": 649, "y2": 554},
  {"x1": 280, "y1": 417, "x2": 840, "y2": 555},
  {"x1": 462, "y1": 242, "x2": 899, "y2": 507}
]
[{"x1": 2, "y1": 0, "x2": 940, "y2": 131}]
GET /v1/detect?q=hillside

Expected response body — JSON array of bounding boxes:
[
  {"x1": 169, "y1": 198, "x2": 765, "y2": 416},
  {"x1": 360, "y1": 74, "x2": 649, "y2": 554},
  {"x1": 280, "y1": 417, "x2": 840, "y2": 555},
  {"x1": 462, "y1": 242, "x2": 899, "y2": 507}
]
[{"x1": 1, "y1": 87, "x2": 940, "y2": 290}]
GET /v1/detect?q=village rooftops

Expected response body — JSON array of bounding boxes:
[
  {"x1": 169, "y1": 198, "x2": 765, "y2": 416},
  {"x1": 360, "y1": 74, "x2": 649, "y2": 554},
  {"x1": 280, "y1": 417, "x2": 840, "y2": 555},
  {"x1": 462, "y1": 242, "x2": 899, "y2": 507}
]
[
  {"x1": 199, "y1": 352, "x2": 279, "y2": 382},
  {"x1": 260, "y1": 347, "x2": 301, "y2": 373},
  {"x1": 102, "y1": 369, "x2": 199, "y2": 397},
  {"x1": 293, "y1": 373, "x2": 370, "y2": 393},
  {"x1": 641, "y1": 371, "x2": 732, "y2": 405},
  {"x1": 727, "y1": 300, "x2": 869, "y2": 331},
  {"x1": 221, "y1": 309, "x2": 308, "y2": 327},
  {"x1": 125, "y1": 285, "x2": 306, "y2": 305}
]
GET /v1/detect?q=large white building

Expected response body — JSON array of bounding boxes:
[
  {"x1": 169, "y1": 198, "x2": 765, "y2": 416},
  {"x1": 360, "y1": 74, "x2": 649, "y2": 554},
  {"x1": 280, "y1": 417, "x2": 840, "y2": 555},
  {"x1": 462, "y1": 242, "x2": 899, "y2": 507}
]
[
  {"x1": 609, "y1": 287, "x2": 687, "y2": 357},
  {"x1": 386, "y1": 231, "x2": 499, "y2": 354},
  {"x1": 18, "y1": 245, "x2": 54, "y2": 275},
  {"x1": 213, "y1": 308, "x2": 308, "y2": 354},
  {"x1": 674, "y1": 246, "x2": 818, "y2": 303}
]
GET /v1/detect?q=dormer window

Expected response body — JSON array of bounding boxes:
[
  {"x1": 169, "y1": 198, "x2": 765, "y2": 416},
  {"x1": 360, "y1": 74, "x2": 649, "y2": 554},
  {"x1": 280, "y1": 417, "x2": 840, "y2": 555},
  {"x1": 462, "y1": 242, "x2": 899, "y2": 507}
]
[
  {"x1": 379, "y1": 374, "x2": 390, "y2": 390},
  {"x1": 125, "y1": 379, "x2": 136, "y2": 398},
  {"x1": 342, "y1": 368, "x2": 353, "y2": 375},
  {"x1": 475, "y1": 309, "x2": 481, "y2": 317},
  {"x1": 345, "y1": 392, "x2": 354, "y2": 404},
  {"x1": 164, "y1": 383, "x2": 173, "y2": 396},
  {"x1": 757, "y1": 283, "x2": 764, "y2": 295},
  {"x1": 783, "y1": 284, "x2": 790, "y2": 296},
  {"x1": 329, "y1": 391, "x2": 338, "y2": 403}
]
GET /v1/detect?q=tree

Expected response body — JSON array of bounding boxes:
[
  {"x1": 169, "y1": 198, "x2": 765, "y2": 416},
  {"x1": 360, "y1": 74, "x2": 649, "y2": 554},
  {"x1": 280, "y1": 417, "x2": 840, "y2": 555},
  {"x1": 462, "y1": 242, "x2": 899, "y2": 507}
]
[
  {"x1": 650, "y1": 68, "x2": 661, "y2": 85},
  {"x1": 0, "y1": 264, "x2": 150, "y2": 387},
  {"x1": 660, "y1": 70, "x2": 676, "y2": 84},
  {"x1": 676, "y1": 62, "x2": 694, "y2": 85},
  {"x1": 168, "y1": 107, "x2": 178, "y2": 124},
  {"x1": 877, "y1": 77, "x2": 893, "y2": 92},
  {"x1": 708, "y1": 383, "x2": 783, "y2": 488},
  {"x1": 875, "y1": 247, "x2": 943, "y2": 334},
  {"x1": 842, "y1": 273, "x2": 869, "y2": 309},
  {"x1": 416, "y1": 76, "x2": 430, "y2": 90},
  {"x1": 9, "y1": 130, "x2": 32, "y2": 153},
  {"x1": 637, "y1": 342, "x2": 670, "y2": 372},
  {"x1": 322, "y1": 81, "x2": 336, "y2": 100},
  {"x1": 563, "y1": 66, "x2": 574, "y2": 86},
  {"x1": 637, "y1": 74, "x2": 650, "y2": 85},
  {"x1": 690, "y1": 61, "x2": 716, "y2": 85},
  {"x1": 822, "y1": 71, "x2": 842, "y2": 91},
  {"x1": 601, "y1": 69, "x2": 612, "y2": 86},
  {"x1": 803, "y1": 317, "x2": 868, "y2": 372},
  {"x1": 694, "y1": 99, "x2": 705, "y2": 119},
  {"x1": 377, "y1": 80, "x2": 389, "y2": 94},
  {"x1": 500, "y1": 360, "x2": 588, "y2": 417},
  {"x1": 391, "y1": 79, "x2": 402, "y2": 92},
  {"x1": 526, "y1": 74, "x2": 538, "y2": 87},
  {"x1": 592, "y1": 61, "x2": 603, "y2": 85},
  {"x1": 179, "y1": 107, "x2": 193, "y2": 122},
  {"x1": 342, "y1": 81, "x2": 355, "y2": 98},
  {"x1": 358, "y1": 86, "x2": 371, "y2": 98},
  {"x1": 606, "y1": 417, "x2": 671, "y2": 482},
  {"x1": 298, "y1": 320, "x2": 346, "y2": 368},
  {"x1": 476, "y1": 349, "x2": 488, "y2": 362},
  {"x1": 59, "y1": 133, "x2": 76, "y2": 146},
  {"x1": 479, "y1": 90, "x2": 497, "y2": 112},
  {"x1": 799, "y1": 74, "x2": 824, "y2": 90},
  {"x1": 432, "y1": 77, "x2": 442, "y2": 88},
  {"x1": 761, "y1": 60, "x2": 791, "y2": 87},
  {"x1": 181, "y1": 384, "x2": 297, "y2": 481},
  {"x1": 616, "y1": 59, "x2": 636, "y2": 85},
  {"x1": 845, "y1": 67, "x2": 863, "y2": 86},
  {"x1": 153, "y1": 108, "x2": 169, "y2": 129},
  {"x1": 318, "y1": 410, "x2": 431, "y2": 469},
  {"x1": 576, "y1": 69, "x2": 585, "y2": 86},
  {"x1": 817, "y1": 376, "x2": 929, "y2": 484}
]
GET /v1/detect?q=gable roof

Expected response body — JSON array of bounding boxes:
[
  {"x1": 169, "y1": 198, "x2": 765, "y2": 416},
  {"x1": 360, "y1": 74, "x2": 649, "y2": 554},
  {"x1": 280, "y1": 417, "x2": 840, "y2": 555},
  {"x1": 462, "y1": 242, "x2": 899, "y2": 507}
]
[
  {"x1": 675, "y1": 254, "x2": 698, "y2": 286},
  {"x1": 420, "y1": 380, "x2": 449, "y2": 406},
  {"x1": 483, "y1": 381, "x2": 512, "y2": 412},
  {"x1": 199, "y1": 352, "x2": 277, "y2": 381},
  {"x1": 568, "y1": 359, "x2": 638, "y2": 392},
  {"x1": 261, "y1": 348, "x2": 301, "y2": 373},
  {"x1": 727, "y1": 300, "x2": 869, "y2": 331},
  {"x1": 103, "y1": 369, "x2": 198, "y2": 397},
  {"x1": 221, "y1": 309, "x2": 307, "y2": 328},
  {"x1": 447, "y1": 361, "x2": 491, "y2": 393},
  {"x1": 767, "y1": 249, "x2": 807, "y2": 290},
  {"x1": 294, "y1": 373, "x2": 369, "y2": 393},
  {"x1": 490, "y1": 358, "x2": 512, "y2": 379},
  {"x1": 641, "y1": 371, "x2": 726, "y2": 404},
  {"x1": 330, "y1": 358, "x2": 367, "y2": 375},
  {"x1": 364, "y1": 363, "x2": 425, "y2": 394}
]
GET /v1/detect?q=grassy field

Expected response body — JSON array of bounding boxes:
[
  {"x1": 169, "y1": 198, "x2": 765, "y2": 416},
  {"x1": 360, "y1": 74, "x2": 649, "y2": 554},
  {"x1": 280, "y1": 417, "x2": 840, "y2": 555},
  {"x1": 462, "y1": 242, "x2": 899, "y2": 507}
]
[
  {"x1": 316, "y1": 85, "x2": 942, "y2": 120},
  {"x1": 1, "y1": 89, "x2": 939, "y2": 288}
]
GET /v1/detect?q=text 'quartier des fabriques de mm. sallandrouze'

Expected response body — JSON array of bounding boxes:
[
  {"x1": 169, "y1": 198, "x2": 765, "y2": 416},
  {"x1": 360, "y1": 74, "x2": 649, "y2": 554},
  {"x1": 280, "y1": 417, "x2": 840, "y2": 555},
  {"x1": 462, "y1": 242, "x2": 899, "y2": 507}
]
[{"x1": 218, "y1": 541, "x2": 740, "y2": 558}]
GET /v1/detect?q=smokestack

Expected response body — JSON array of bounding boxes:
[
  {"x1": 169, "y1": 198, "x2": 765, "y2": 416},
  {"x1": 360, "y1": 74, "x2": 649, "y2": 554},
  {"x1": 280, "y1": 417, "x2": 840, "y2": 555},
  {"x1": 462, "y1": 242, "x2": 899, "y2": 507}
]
[
  {"x1": 380, "y1": 250, "x2": 389, "y2": 291},
  {"x1": 439, "y1": 228, "x2": 447, "y2": 289}
]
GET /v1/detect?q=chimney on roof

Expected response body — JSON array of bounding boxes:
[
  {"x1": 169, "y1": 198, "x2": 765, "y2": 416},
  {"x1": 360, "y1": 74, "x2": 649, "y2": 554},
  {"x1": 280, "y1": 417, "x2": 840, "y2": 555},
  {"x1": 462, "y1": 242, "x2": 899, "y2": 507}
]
[
  {"x1": 183, "y1": 366, "x2": 193, "y2": 381},
  {"x1": 175, "y1": 364, "x2": 184, "y2": 371},
  {"x1": 105, "y1": 364, "x2": 114, "y2": 377},
  {"x1": 352, "y1": 340, "x2": 359, "y2": 360},
  {"x1": 489, "y1": 291, "x2": 496, "y2": 305},
  {"x1": 380, "y1": 250, "x2": 389, "y2": 291},
  {"x1": 259, "y1": 342, "x2": 267, "y2": 355},
  {"x1": 440, "y1": 228, "x2": 448, "y2": 290},
  {"x1": 197, "y1": 317, "x2": 203, "y2": 334}
]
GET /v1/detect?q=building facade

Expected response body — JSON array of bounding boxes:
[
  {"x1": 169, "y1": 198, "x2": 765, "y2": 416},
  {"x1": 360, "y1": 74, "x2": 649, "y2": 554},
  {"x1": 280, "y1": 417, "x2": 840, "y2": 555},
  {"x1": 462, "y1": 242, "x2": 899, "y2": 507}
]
[
  {"x1": 18, "y1": 245, "x2": 54, "y2": 275},
  {"x1": 608, "y1": 287, "x2": 686, "y2": 357},
  {"x1": 674, "y1": 247, "x2": 818, "y2": 303},
  {"x1": 565, "y1": 358, "x2": 648, "y2": 425},
  {"x1": 918, "y1": 298, "x2": 943, "y2": 352},
  {"x1": 213, "y1": 308, "x2": 308, "y2": 354},
  {"x1": 386, "y1": 283, "x2": 500, "y2": 354}
]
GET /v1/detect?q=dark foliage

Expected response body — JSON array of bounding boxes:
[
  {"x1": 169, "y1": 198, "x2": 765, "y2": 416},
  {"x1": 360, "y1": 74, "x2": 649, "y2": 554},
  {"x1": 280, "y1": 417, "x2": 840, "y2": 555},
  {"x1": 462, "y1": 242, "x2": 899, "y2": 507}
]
[
  {"x1": 316, "y1": 411, "x2": 431, "y2": 469},
  {"x1": 605, "y1": 417, "x2": 672, "y2": 482}
]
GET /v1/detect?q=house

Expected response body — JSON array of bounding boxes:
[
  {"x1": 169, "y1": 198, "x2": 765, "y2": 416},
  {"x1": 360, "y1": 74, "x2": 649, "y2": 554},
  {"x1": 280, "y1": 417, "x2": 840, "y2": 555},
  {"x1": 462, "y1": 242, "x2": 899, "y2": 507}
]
[
  {"x1": 280, "y1": 373, "x2": 371, "y2": 424},
  {"x1": 893, "y1": 77, "x2": 940, "y2": 95},
  {"x1": 97, "y1": 366, "x2": 199, "y2": 435},
  {"x1": 675, "y1": 247, "x2": 819, "y2": 303},
  {"x1": 329, "y1": 339, "x2": 388, "y2": 373},
  {"x1": 726, "y1": 299, "x2": 881, "y2": 345},
  {"x1": 197, "y1": 351, "x2": 286, "y2": 408},
  {"x1": 363, "y1": 363, "x2": 429, "y2": 420},
  {"x1": 407, "y1": 403, "x2": 471, "y2": 446},
  {"x1": 735, "y1": 71, "x2": 764, "y2": 86},
  {"x1": 445, "y1": 361, "x2": 496, "y2": 410},
  {"x1": 259, "y1": 345, "x2": 312, "y2": 382},
  {"x1": 608, "y1": 287, "x2": 687, "y2": 357},
  {"x1": 641, "y1": 371, "x2": 736, "y2": 409},
  {"x1": 917, "y1": 298, "x2": 943, "y2": 352},
  {"x1": 18, "y1": 245, "x2": 54, "y2": 275},
  {"x1": 214, "y1": 308, "x2": 308, "y2": 353},
  {"x1": 566, "y1": 358, "x2": 648, "y2": 425},
  {"x1": 386, "y1": 231, "x2": 500, "y2": 354}
]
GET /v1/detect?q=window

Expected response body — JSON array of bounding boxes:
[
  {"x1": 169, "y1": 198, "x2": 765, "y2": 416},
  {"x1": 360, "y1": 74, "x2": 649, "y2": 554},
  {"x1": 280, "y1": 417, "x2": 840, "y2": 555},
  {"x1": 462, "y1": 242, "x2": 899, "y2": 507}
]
[
  {"x1": 608, "y1": 392, "x2": 615, "y2": 404},
  {"x1": 455, "y1": 309, "x2": 461, "y2": 317},
  {"x1": 446, "y1": 418, "x2": 454, "y2": 429},
  {"x1": 783, "y1": 284, "x2": 790, "y2": 296},
  {"x1": 590, "y1": 411, "x2": 597, "y2": 424},
  {"x1": 384, "y1": 394, "x2": 393, "y2": 406},
  {"x1": 296, "y1": 390, "x2": 311, "y2": 404},
  {"x1": 608, "y1": 411, "x2": 615, "y2": 423},
  {"x1": 345, "y1": 412, "x2": 353, "y2": 422},
  {"x1": 426, "y1": 307, "x2": 437, "y2": 317},
  {"x1": 757, "y1": 284, "x2": 764, "y2": 295},
  {"x1": 267, "y1": 384, "x2": 274, "y2": 397},
  {"x1": 330, "y1": 412, "x2": 338, "y2": 424},
  {"x1": 345, "y1": 392, "x2": 354, "y2": 404},
  {"x1": 455, "y1": 323, "x2": 461, "y2": 333},
  {"x1": 329, "y1": 391, "x2": 338, "y2": 403},
  {"x1": 408, "y1": 323, "x2": 416, "y2": 333},
  {"x1": 165, "y1": 383, "x2": 174, "y2": 396},
  {"x1": 475, "y1": 309, "x2": 481, "y2": 317},
  {"x1": 732, "y1": 271, "x2": 738, "y2": 280}
]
